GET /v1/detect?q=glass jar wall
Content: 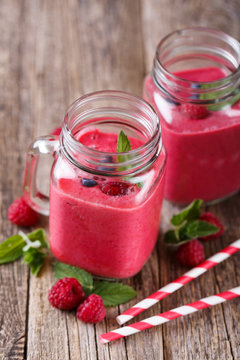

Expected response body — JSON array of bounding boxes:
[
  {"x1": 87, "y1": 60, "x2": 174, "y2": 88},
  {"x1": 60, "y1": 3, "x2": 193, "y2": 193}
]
[
  {"x1": 143, "y1": 27, "x2": 240, "y2": 204},
  {"x1": 24, "y1": 91, "x2": 166, "y2": 279}
]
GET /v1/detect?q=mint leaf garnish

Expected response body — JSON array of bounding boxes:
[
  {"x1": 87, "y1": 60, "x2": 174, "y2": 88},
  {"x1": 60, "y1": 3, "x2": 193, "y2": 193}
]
[
  {"x1": 164, "y1": 230, "x2": 179, "y2": 245},
  {"x1": 0, "y1": 229, "x2": 48, "y2": 265},
  {"x1": 185, "y1": 220, "x2": 219, "y2": 238},
  {"x1": 27, "y1": 228, "x2": 48, "y2": 248},
  {"x1": 92, "y1": 281, "x2": 137, "y2": 306},
  {"x1": 171, "y1": 199, "x2": 202, "y2": 226},
  {"x1": 164, "y1": 200, "x2": 220, "y2": 246},
  {"x1": 117, "y1": 130, "x2": 131, "y2": 153},
  {"x1": 199, "y1": 83, "x2": 240, "y2": 111},
  {"x1": 164, "y1": 219, "x2": 219, "y2": 246},
  {"x1": 53, "y1": 262, "x2": 93, "y2": 294},
  {"x1": 23, "y1": 248, "x2": 46, "y2": 276},
  {"x1": 0, "y1": 235, "x2": 25, "y2": 264},
  {"x1": 117, "y1": 130, "x2": 132, "y2": 168}
]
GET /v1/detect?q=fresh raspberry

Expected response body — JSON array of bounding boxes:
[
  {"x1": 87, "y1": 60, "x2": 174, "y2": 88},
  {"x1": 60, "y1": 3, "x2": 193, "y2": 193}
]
[
  {"x1": 51, "y1": 127, "x2": 61, "y2": 136},
  {"x1": 48, "y1": 278, "x2": 85, "y2": 310},
  {"x1": 198, "y1": 212, "x2": 224, "y2": 241},
  {"x1": 177, "y1": 239, "x2": 205, "y2": 267},
  {"x1": 181, "y1": 103, "x2": 208, "y2": 119},
  {"x1": 76, "y1": 294, "x2": 105, "y2": 323},
  {"x1": 100, "y1": 181, "x2": 134, "y2": 196},
  {"x1": 8, "y1": 196, "x2": 39, "y2": 227}
]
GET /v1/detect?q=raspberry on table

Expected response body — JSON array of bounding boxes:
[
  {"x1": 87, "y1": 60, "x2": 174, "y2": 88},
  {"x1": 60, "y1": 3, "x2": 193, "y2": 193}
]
[
  {"x1": 177, "y1": 239, "x2": 205, "y2": 267},
  {"x1": 8, "y1": 196, "x2": 39, "y2": 227},
  {"x1": 76, "y1": 294, "x2": 105, "y2": 323},
  {"x1": 48, "y1": 278, "x2": 85, "y2": 310},
  {"x1": 198, "y1": 212, "x2": 224, "y2": 241},
  {"x1": 180, "y1": 103, "x2": 209, "y2": 119},
  {"x1": 51, "y1": 127, "x2": 62, "y2": 136}
]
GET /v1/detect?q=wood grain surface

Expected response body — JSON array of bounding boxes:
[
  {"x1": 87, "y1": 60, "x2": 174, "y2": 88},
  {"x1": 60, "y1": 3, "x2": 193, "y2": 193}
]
[{"x1": 0, "y1": 1, "x2": 239, "y2": 359}]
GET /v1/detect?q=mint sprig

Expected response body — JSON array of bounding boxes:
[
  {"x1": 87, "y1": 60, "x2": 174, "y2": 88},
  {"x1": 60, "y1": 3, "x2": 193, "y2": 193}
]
[
  {"x1": 185, "y1": 220, "x2": 219, "y2": 238},
  {"x1": 54, "y1": 261, "x2": 137, "y2": 306},
  {"x1": 171, "y1": 199, "x2": 202, "y2": 226},
  {"x1": 116, "y1": 130, "x2": 143, "y2": 188},
  {"x1": 117, "y1": 130, "x2": 131, "y2": 153},
  {"x1": 199, "y1": 83, "x2": 240, "y2": 111},
  {"x1": 27, "y1": 228, "x2": 48, "y2": 248},
  {"x1": 117, "y1": 130, "x2": 132, "y2": 169},
  {"x1": 164, "y1": 199, "x2": 219, "y2": 245},
  {"x1": 0, "y1": 229, "x2": 47, "y2": 274},
  {"x1": 23, "y1": 248, "x2": 46, "y2": 276}
]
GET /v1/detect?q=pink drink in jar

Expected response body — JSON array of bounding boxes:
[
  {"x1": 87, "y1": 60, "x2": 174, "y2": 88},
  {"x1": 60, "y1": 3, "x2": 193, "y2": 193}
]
[
  {"x1": 24, "y1": 91, "x2": 166, "y2": 278},
  {"x1": 143, "y1": 27, "x2": 240, "y2": 204}
]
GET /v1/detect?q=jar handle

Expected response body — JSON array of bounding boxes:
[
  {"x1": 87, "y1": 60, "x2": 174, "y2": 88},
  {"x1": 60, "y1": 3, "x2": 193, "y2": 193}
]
[{"x1": 23, "y1": 135, "x2": 60, "y2": 216}]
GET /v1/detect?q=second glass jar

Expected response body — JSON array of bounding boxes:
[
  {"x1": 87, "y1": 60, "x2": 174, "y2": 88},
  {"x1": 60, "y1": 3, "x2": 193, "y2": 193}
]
[{"x1": 143, "y1": 27, "x2": 240, "y2": 204}]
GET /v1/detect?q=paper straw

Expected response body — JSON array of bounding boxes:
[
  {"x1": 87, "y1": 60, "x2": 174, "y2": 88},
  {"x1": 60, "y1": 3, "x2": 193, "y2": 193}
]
[
  {"x1": 100, "y1": 286, "x2": 240, "y2": 344},
  {"x1": 117, "y1": 239, "x2": 240, "y2": 325}
]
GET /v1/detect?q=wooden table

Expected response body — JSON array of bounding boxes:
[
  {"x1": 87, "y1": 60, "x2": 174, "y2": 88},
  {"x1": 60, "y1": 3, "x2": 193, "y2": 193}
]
[{"x1": 1, "y1": 1, "x2": 240, "y2": 359}]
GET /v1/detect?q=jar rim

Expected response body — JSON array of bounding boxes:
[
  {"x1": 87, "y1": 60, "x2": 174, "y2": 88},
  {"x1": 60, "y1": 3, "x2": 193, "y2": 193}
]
[
  {"x1": 60, "y1": 90, "x2": 162, "y2": 176},
  {"x1": 153, "y1": 27, "x2": 240, "y2": 102}
]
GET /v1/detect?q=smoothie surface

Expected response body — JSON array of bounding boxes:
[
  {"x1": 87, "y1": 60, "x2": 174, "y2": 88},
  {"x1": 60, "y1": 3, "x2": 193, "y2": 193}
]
[
  {"x1": 78, "y1": 129, "x2": 144, "y2": 152},
  {"x1": 174, "y1": 66, "x2": 226, "y2": 82}
]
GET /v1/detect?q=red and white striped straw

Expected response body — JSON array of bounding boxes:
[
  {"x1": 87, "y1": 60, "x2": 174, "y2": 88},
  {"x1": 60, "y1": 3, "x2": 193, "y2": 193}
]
[
  {"x1": 117, "y1": 239, "x2": 240, "y2": 325},
  {"x1": 100, "y1": 285, "x2": 240, "y2": 344}
]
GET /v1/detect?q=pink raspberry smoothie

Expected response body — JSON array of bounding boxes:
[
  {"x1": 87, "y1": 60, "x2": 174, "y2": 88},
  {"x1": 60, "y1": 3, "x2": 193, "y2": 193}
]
[
  {"x1": 49, "y1": 129, "x2": 166, "y2": 278},
  {"x1": 143, "y1": 67, "x2": 240, "y2": 203}
]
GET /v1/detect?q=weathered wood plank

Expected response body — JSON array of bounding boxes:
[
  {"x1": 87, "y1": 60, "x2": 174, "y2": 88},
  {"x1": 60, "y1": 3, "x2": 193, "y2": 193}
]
[
  {"x1": 141, "y1": 0, "x2": 240, "y2": 73},
  {"x1": 0, "y1": 1, "x2": 30, "y2": 359}
]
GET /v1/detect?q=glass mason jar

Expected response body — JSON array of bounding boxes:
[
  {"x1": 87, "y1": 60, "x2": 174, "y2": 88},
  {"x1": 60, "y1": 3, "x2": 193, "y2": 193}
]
[
  {"x1": 24, "y1": 91, "x2": 166, "y2": 279},
  {"x1": 143, "y1": 27, "x2": 240, "y2": 204}
]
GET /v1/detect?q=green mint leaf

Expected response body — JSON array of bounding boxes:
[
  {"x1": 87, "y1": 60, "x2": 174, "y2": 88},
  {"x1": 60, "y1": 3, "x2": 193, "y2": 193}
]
[
  {"x1": 164, "y1": 230, "x2": 179, "y2": 245},
  {"x1": 92, "y1": 281, "x2": 137, "y2": 306},
  {"x1": 0, "y1": 235, "x2": 25, "y2": 264},
  {"x1": 116, "y1": 130, "x2": 132, "y2": 170},
  {"x1": 117, "y1": 130, "x2": 131, "y2": 153},
  {"x1": 53, "y1": 262, "x2": 93, "y2": 294},
  {"x1": 175, "y1": 223, "x2": 191, "y2": 243},
  {"x1": 171, "y1": 199, "x2": 203, "y2": 226},
  {"x1": 208, "y1": 90, "x2": 240, "y2": 111},
  {"x1": 164, "y1": 226, "x2": 192, "y2": 246},
  {"x1": 0, "y1": 229, "x2": 48, "y2": 265},
  {"x1": 23, "y1": 248, "x2": 46, "y2": 276},
  {"x1": 185, "y1": 220, "x2": 219, "y2": 238},
  {"x1": 27, "y1": 229, "x2": 48, "y2": 248},
  {"x1": 199, "y1": 83, "x2": 240, "y2": 111}
]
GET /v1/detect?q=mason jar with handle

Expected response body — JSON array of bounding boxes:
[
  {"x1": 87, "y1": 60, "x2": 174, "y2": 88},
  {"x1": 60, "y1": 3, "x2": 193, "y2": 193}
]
[{"x1": 24, "y1": 91, "x2": 166, "y2": 279}]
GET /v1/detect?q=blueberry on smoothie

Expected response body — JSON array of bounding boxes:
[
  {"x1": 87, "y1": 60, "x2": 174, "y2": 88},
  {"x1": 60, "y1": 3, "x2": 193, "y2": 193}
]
[{"x1": 81, "y1": 178, "x2": 98, "y2": 187}]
